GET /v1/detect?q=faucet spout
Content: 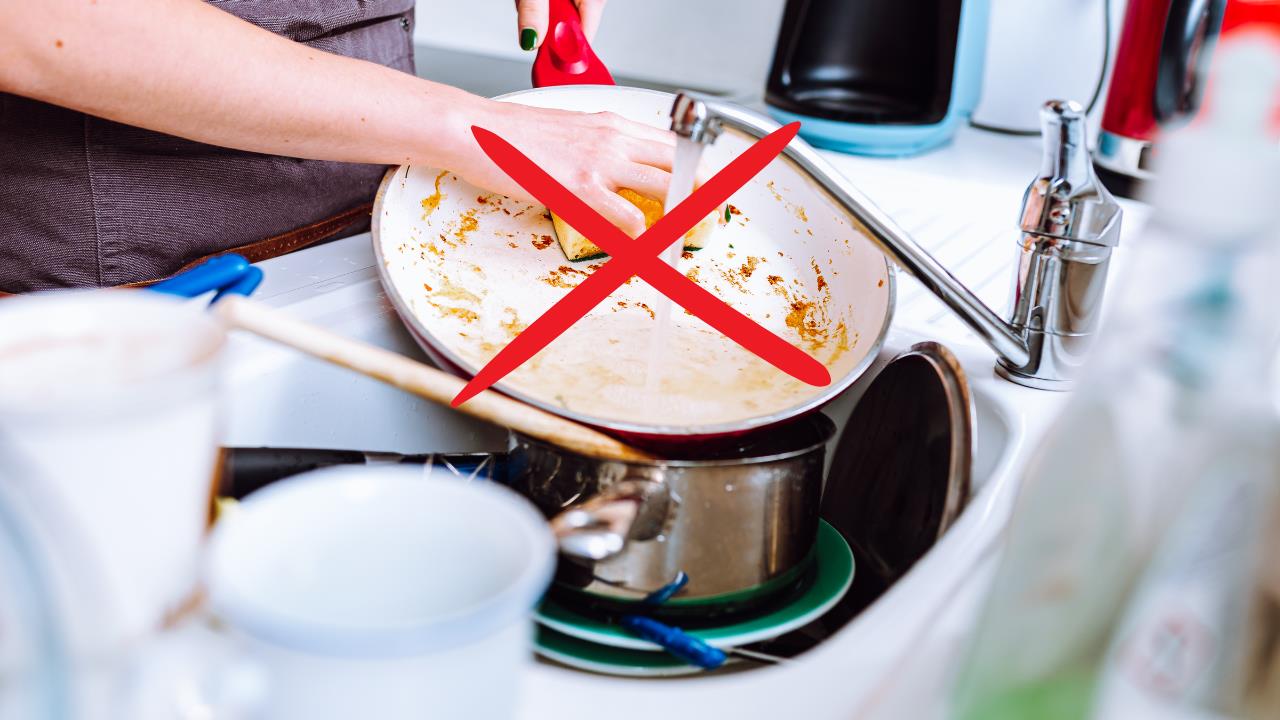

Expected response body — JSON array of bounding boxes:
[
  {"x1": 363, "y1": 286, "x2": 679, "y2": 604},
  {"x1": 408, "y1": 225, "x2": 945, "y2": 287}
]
[{"x1": 668, "y1": 93, "x2": 1120, "y2": 390}]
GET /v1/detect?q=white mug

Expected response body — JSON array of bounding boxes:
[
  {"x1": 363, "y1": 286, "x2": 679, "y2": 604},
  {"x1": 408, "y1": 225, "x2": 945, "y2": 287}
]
[
  {"x1": 202, "y1": 465, "x2": 556, "y2": 719},
  {"x1": 0, "y1": 289, "x2": 224, "y2": 719},
  {"x1": 0, "y1": 290, "x2": 223, "y2": 649}
]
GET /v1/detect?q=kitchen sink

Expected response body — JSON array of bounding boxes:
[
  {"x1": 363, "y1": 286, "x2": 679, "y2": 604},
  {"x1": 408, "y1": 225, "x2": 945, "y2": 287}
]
[
  {"x1": 224, "y1": 196, "x2": 1063, "y2": 719},
  {"x1": 221, "y1": 253, "x2": 1038, "y2": 718}
]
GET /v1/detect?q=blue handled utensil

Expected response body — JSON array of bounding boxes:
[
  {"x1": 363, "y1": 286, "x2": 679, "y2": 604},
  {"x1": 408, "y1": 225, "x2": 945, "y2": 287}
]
[
  {"x1": 149, "y1": 254, "x2": 262, "y2": 304},
  {"x1": 619, "y1": 615, "x2": 727, "y2": 669},
  {"x1": 618, "y1": 571, "x2": 787, "y2": 670}
]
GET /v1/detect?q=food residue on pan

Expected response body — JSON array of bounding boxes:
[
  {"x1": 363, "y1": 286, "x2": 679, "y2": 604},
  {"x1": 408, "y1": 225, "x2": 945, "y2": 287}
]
[
  {"x1": 500, "y1": 307, "x2": 527, "y2": 338},
  {"x1": 822, "y1": 321, "x2": 854, "y2": 366},
  {"x1": 759, "y1": 262, "x2": 851, "y2": 363},
  {"x1": 720, "y1": 268, "x2": 747, "y2": 293},
  {"x1": 681, "y1": 251, "x2": 694, "y2": 260},
  {"x1": 434, "y1": 305, "x2": 479, "y2": 323},
  {"x1": 539, "y1": 265, "x2": 591, "y2": 289},
  {"x1": 811, "y1": 259, "x2": 828, "y2": 291},
  {"x1": 610, "y1": 300, "x2": 654, "y2": 320},
  {"x1": 766, "y1": 180, "x2": 809, "y2": 222},
  {"x1": 420, "y1": 170, "x2": 448, "y2": 219},
  {"x1": 430, "y1": 276, "x2": 481, "y2": 305},
  {"x1": 685, "y1": 266, "x2": 700, "y2": 283},
  {"x1": 532, "y1": 234, "x2": 554, "y2": 250},
  {"x1": 451, "y1": 210, "x2": 479, "y2": 244},
  {"x1": 719, "y1": 255, "x2": 766, "y2": 293}
]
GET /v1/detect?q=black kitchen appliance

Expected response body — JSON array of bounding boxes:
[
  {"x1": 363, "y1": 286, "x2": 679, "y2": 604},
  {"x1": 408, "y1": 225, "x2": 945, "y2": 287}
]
[{"x1": 765, "y1": 0, "x2": 991, "y2": 156}]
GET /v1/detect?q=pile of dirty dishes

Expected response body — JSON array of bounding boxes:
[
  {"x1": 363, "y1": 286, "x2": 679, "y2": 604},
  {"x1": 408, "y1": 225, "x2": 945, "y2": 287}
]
[{"x1": 0, "y1": 290, "x2": 554, "y2": 720}]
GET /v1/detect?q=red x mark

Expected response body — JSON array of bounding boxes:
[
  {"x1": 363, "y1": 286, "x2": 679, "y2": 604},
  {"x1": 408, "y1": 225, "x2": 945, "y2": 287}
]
[{"x1": 451, "y1": 121, "x2": 830, "y2": 407}]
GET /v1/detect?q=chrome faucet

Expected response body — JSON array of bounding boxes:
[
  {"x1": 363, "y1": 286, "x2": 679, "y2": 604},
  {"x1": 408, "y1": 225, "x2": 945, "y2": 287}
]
[{"x1": 670, "y1": 95, "x2": 1122, "y2": 390}]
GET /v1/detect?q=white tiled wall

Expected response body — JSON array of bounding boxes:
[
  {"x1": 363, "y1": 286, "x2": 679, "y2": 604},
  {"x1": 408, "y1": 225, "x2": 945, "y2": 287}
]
[{"x1": 415, "y1": 0, "x2": 1128, "y2": 127}]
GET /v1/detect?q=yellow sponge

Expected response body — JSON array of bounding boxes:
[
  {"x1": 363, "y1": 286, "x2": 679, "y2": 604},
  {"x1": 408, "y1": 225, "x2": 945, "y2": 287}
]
[{"x1": 551, "y1": 188, "x2": 722, "y2": 262}]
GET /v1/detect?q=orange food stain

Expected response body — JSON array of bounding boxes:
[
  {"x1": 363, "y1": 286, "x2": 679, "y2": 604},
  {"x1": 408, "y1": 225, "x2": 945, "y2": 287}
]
[
  {"x1": 453, "y1": 211, "x2": 479, "y2": 243},
  {"x1": 539, "y1": 265, "x2": 590, "y2": 289},
  {"x1": 811, "y1": 259, "x2": 828, "y2": 292},
  {"x1": 420, "y1": 171, "x2": 448, "y2": 218},
  {"x1": 500, "y1": 307, "x2": 526, "y2": 338}
]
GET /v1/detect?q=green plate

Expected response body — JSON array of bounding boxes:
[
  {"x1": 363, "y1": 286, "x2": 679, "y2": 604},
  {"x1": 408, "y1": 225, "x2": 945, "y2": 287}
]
[{"x1": 535, "y1": 520, "x2": 854, "y2": 652}]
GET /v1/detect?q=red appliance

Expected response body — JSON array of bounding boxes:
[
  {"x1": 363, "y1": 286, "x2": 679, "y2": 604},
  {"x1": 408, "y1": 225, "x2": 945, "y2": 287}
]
[{"x1": 1094, "y1": 0, "x2": 1229, "y2": 181}]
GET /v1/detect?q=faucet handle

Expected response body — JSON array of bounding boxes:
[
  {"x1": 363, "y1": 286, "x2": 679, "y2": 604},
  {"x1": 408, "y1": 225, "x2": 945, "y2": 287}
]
[{"x1": 1019, "y1": 100, "x2": 1122, "y2": 247}]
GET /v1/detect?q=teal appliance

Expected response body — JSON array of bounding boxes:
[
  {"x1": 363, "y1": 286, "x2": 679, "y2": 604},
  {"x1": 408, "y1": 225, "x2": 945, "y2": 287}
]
[{"x1": 765, "y1": 0, "x2": 991, "y2": 157}]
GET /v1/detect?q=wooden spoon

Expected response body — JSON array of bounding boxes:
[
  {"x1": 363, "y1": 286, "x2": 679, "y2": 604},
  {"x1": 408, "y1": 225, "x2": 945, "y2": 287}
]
[{"x1": 215, "y1": 296, "x2": 655, "y2": 463}]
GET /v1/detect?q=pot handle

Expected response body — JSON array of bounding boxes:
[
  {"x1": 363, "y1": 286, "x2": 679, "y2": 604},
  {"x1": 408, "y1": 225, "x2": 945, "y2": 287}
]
[{"x1": 550, "y1": 479, "x2": 667, "y2": 563}]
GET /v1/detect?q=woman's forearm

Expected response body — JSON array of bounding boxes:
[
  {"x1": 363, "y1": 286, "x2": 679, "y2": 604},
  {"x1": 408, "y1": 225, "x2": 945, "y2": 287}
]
[
  {"x1": 0, "y1": 0, "x2": 679, "y2": 236},
  {"x1": 0, "y1": 0, "x2": 487, "y2": 170}
]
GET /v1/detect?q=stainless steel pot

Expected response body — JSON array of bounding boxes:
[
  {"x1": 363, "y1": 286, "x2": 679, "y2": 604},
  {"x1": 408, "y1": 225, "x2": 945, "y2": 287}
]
[{"x1": 505, "y1": 415, "x2": 835, "y2": 617}]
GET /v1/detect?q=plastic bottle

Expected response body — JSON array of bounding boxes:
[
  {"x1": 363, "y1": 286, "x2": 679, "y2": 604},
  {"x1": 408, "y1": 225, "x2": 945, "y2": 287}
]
[{"x1": 949, "y1": 35, "x2": 1280, "y2": 720}]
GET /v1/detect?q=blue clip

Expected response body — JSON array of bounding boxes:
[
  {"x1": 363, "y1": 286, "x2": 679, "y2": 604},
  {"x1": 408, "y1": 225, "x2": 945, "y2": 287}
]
[
  {"x1": 642, "y1": 571, "x2": 689, "y2": 606},
  {"x1": 621, "y1": 571, "x2": 726, "y2": 670},
  {"x1": 149, "y1": 254, "x2": 261, "y2": 305},
  {"x1": 620, "y1": 616, "x2": 727, "y2": 670}
]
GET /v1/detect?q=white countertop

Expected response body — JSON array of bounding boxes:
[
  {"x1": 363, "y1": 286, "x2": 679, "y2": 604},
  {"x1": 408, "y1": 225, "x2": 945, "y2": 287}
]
[{"x1": 225, "y1": 109, "x2": 1149, "y2": 719}]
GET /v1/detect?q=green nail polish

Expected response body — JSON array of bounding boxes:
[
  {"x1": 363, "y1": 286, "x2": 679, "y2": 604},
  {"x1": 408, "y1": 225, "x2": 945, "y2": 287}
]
[{"x1": 520, "y1": 28, "x2": 538, "y2": 51}]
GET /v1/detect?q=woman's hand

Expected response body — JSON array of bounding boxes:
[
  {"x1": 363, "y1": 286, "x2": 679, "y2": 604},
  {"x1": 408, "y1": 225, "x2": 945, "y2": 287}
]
[
  {"x1": 458, "y1": 100, "x2": 674, "y2": 238},
  {"x1": 515, "y1": 0, "x2": 608, "y2": 50}
]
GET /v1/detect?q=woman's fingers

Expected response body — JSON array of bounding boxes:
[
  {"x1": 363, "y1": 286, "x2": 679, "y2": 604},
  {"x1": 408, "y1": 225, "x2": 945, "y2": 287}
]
[
  {"x1": 576, "y1": 0, "x2": 608, "y2": 41},
  {"x1": 516, "y1": 0, "x2": 608, "y2": 48},
  {"x1": 585, "y1": 186, "x2": 648, "y2": 239},
  {"x1": 612, "y1": 116, "x2": 677, "y2": 148},
  {"x1": 625, "y1": 136, "x2": 676, "y2": 172},
  {"x1": 515, "y1": 0, "x2": 547, "y2": 50},
  {"x1": 614, "y1": 163, "x2": 672, "y2": 203}
]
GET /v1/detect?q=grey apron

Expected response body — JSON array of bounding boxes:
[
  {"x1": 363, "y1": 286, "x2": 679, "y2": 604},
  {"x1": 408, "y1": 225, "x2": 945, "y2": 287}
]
[{"x1": 0, "y1": 0, "x2": 416, "y2": 293}]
